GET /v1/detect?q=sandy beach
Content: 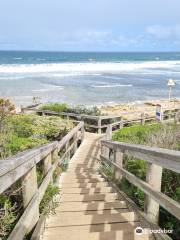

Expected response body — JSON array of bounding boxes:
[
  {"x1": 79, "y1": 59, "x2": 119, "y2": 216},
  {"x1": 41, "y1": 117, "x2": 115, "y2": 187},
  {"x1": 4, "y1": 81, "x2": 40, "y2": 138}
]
[
  {"x1": 100, "y1": 98, "x2": 180, "y2": 120},
  {"x1": 16, "y1": 97, "x2": 180, "y2": 121}
]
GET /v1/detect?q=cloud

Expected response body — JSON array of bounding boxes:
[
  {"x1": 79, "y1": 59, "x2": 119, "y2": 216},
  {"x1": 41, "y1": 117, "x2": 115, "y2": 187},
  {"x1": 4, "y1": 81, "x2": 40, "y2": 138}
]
[
  {"x1": 1, "y1": 26, "x2": 180, "y2": 51},
  {"x1": 54, "y1": 30, "x2": 143, "y2": 49},
  {"x1": 146, "y1": 25, "x2": 180, "y2": 40}
]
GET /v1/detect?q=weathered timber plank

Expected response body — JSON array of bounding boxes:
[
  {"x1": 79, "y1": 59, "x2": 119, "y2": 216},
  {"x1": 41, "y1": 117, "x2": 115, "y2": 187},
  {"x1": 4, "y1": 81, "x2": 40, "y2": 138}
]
[
  {"x1": 0, "y1": 143, "x2": 58, "y2": 194},
  {"x1": 101, "y1": 155, "x2": 180, "y2": 220},
  {"x1": 101, "y1": 140, "x2": 180, "y2": 173}
]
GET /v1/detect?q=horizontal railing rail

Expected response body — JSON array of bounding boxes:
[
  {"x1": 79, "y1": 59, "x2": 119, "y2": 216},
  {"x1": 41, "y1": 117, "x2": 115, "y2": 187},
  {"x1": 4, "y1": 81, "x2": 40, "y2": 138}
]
[
  {"x1": 22, "y1": 106, "x2": 180, "y2": 134},
  {"x1": 22, "y1": 107, "x2": 122, "y2": 134},
  {"x1": 100, "y1": 133, "x2": 180, "y2": 224},
  {"x1": 0, "y1": 121, "x2": 84, "y2": 240},
  {"x1": 101, "y1": 140, "x2": 180, "y2": 173}
]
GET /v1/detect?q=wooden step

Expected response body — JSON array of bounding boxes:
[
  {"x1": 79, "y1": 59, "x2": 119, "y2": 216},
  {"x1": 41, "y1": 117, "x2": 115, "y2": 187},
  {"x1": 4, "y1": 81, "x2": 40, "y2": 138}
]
[
  {"x1": 61, "y1": 182, "x2": 108, "y2": 188},
  {"x1": 46, "y1": 212, "x2": 138, "y2": 227},
  {"x1": 62, "y1": 178, "x2": 105, "y2": 184},
  {"x1": 61, "y1": 186, "x2": 114, "y2": 194},
  {"x1": 56, "y1": 201, "x2": 127, "y2": 212},
  {"x1": 57, "y1": 208, "x2": 129, "y2": 215},
  {"x1": 66, "y1": 170, "x2": 96, "y2": 174},
  {"x1": 44, "y1": 221, "x2": 140, "y2": 233},
  {"x1": 68, "y1": 164, "x2": 97, "y2": 168},
  {"x1": 43, "y1": 229, "x2": 150, "y2": 240},
  {"x1": 41, "y1": 133, "x2": 151, "y2": 240},
  {"x1": 67, "y1": 166, "x2": 96, "y2": 170},
  {"x1": 60, "y1": 193, "x2": 118, "y2": 202},
  {"x1": 64, "y1": 173, "x2": 101, "y2": 179},
  {"x1": 67, "y1": 169, "x2": 96, "y2": 173}
]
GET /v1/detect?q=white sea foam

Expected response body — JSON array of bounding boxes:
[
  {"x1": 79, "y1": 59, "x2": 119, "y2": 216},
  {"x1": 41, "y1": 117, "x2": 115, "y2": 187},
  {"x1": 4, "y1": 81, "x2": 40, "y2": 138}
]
[
  {"x1": 0, "y1": 76, "x2": 27, "y2": 80},
  {"x1": 32, "y1": 84, "x2": 64, "y2": 92},
  {"x1": 103, "y1": 76, "x2": 124, "y2": 80},
  {"x1": 13, "y1": 58, "x2": 23, "y2": 60},
  {"x1": 91, "y1": 84, "x2": 133, "y2": 88},
  {"x1": 52, "y1": 73, "x2": 102, "y2": 77},
  {"x1": 0, "y1": 61, "x2": 180, "y2": 74}
]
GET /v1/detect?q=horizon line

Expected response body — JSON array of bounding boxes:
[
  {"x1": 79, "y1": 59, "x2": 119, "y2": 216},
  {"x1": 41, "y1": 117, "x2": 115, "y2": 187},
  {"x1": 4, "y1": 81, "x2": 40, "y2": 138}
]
[{"x1": 0, "y1": 50, "x2": 180, "y2": 54}]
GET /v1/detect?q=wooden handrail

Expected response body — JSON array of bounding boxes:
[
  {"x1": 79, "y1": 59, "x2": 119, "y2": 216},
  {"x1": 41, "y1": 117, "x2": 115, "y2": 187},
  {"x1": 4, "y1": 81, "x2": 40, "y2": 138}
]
[
  {"x1": 100, "y1": 138, "x2": 180, "y2": 224},
  {"x1": 23, "y1": 106, "x2": 180, "y2": 134},
  {"x1": 101, "y1": 140, "x2": 180, "y2": 173},
  {"x1": 22, "y1": 108, "x2": 122, "y2": 134},
  {"x1": 0, "y1": 121, "x2": 85, "y2": 240}
]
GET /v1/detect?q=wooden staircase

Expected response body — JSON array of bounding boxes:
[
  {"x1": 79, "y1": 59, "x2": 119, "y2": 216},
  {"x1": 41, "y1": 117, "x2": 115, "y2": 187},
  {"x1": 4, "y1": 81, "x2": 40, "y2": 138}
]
[{"x1": 42, "y1": 133, "x2": 152, "y2": 240}]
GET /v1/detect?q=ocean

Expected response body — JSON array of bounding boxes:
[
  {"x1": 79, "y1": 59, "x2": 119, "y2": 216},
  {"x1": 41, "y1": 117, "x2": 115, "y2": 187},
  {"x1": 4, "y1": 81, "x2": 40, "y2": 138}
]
[{"x1": 0, "y1": 51, "x2": 180, "y2": 107}]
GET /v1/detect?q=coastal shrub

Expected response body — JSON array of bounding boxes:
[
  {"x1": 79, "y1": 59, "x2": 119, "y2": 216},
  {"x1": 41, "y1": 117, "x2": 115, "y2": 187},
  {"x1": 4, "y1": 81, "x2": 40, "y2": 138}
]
[
  {"x1": 112, "y1": 124, "x2": 161, "y2": 144},
  {"x1": 30, "y1": 115, "x2": 73, "y2": 140},
  {"x1": 0, "y1": 180, "x2": 23, "y2": 240},
  {"x1": 0, "y1": 98, "x2": 15, "y2": 159},
  {"x1": 112, "y1": 123, "x2": 180, "y2": 240},
  {"x1": 39, "y1": 184, "x2": 60, "y2": 215},
  {"x1": 0, "y1": 98, "x2": 15, "y2": 129},
  {"x1": 10, "y1": 115, "x2": 34, "y2": 138},
  {"x1": 0, "y1": 114, "x2": 74, "y2": 158},
  {"x1": 41, "y1": 103, "x2": 68, "y2": 112},
  {"x1": 0, "y1": 99, "x2": 74, "y2": 239},
  {"x1": 0, "y1": 197, "x2": 16, "y2": 240},
  {"x1": 4, "y1": 135, "x2": 48, "y2": 157},
  {"x1": 41, "y1": 103, "x2": 101, "y2": 116},
  {"x1": 65, "y1": 105, "x2": 101, "y2": 116}
]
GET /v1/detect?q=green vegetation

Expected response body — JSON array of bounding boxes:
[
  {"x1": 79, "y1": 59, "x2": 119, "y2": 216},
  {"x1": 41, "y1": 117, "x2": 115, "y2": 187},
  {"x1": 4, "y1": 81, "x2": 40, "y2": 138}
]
[
  {"x1": 0, "y1": 197, "x2": 16, "y2": 239},
  {"x1": 39, "y1": 184, "x2": 60, "y2": 215},
  {"x1": 113, "y1": 124, "x2": 161, "y2": 144},
  {"x1": 0, "y1": 99, "x2": 15, "y2": 159},
  {"x1": 41, "y1": 102, "x2": 101, "y2": 116},
  {"x1": 0, "y1": 98, "x2": 74, "y2": 239},
  {"x1": 1, "y1": 113, "x2": 74, "y2": 159},
  {"x1": 112, "y1": 123, "x2": 180, "y2": 240},
  {"x1": 41, "y1": 103, "x2": 68, "y2": 113}
]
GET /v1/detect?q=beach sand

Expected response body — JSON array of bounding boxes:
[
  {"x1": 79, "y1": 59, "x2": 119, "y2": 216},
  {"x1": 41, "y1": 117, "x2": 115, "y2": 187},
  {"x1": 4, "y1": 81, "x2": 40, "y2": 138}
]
[
  {"x1": 100, "y1": 98, "x2": 180, "y2": 120},
  {"x1": 14, "y1": 98, "x2": 180, "y2": 120}
]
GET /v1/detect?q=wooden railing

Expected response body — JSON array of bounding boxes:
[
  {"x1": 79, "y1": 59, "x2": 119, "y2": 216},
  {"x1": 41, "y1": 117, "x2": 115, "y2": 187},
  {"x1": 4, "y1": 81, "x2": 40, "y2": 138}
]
[
  {"x1": 110, "y1": 110, "x2": 180, "y2": 132},
  {"x1": 22, "y1": 107, "x2": 180, "y2": 134},
  {"x1": 100, "y1": 125, "x2": 180, "y2": 225},
  {"x1": 22, "y1": 108, "x2": 122, "y2": 134},
  {"x1": 0, "y1": 121, "x2": 84, "y2": 240}
]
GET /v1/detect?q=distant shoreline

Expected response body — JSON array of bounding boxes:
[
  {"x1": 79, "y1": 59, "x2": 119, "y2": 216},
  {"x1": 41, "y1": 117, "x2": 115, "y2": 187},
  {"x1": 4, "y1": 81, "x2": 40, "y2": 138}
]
[
  {"x1": 14, "y1": 97, "x2": 180, "y2": 118},
  {"x1": 100, "y1": 98, "x2": 180, "y2": 119}
]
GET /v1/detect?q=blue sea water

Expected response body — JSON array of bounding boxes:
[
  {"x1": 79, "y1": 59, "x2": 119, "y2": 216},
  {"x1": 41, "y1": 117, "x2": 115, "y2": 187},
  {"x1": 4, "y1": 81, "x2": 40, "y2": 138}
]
[{"x1": 0, "y1": 51, "x2": 180, "y2": 106}]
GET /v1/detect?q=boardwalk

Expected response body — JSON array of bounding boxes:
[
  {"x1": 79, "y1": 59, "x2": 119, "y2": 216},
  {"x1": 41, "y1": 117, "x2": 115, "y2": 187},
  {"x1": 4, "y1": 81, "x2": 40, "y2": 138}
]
[{"x1": 42, "y1": 133, "x2": 151, "y2": 240}]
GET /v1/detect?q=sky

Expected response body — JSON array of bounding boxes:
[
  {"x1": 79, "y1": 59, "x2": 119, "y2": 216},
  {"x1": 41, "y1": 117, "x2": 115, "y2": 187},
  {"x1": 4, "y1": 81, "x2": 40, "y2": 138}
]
[{"x1": 0, "y1": 0, "x2": 180, "y2": 52}]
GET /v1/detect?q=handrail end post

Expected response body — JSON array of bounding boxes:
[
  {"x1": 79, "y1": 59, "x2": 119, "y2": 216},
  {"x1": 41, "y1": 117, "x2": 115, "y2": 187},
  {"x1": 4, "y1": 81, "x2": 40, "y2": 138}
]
[{"x1": 145, "y1": 163, "x2": 163, "y2": 224}]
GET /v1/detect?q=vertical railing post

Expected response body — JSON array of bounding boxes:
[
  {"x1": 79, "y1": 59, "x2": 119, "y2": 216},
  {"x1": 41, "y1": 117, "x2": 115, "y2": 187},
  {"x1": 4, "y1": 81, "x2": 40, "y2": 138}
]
[
  {"x1": 81, "y1": 123, "x2": 85, "y2": 142},
  {"x1": 119, "y1": 120, "x2": 124, "y2": 129},
  {"x1": 113, "y1": 150, "x2": 123, "y2": 181},
  {"x1": 175, "y1": 111, "x2": 180, "y2": 124},
  {"x1": 98, "y1": 117, "x2": 102, "y2": 134},
  {"x1": 73, "y1": 132, "x2": 78, "y2": 153},
  {"x1": 22, "y1": 166, "x2": 38, "y2": 208},
  {"x1": 21, "y1": 165, "x2": 39, "y2": 232},
  {"x1": 161, "y1": 112, "x2": 164, "y2": 122},
  {"x1": 43, "y1": 153, "x2": 52, "y2": 175},
  {"x1": 145, "y1": 163, "x2": 162, "y2": 223},
  {"x1": 101, "y1": 125, "x2": 112, "y2": 158},
  {"x1": 66, "y1": 140, "x2": 70, "y2": 161},
  {"x1": 51, "y1": 148, "x2": 59, "y2": 163},
  {"x1": 20, "y1": 105, "x2": 24, "y2": 113},
  {"x1": 141, "y1": 112, "x2": 145, "y2": 125}
]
